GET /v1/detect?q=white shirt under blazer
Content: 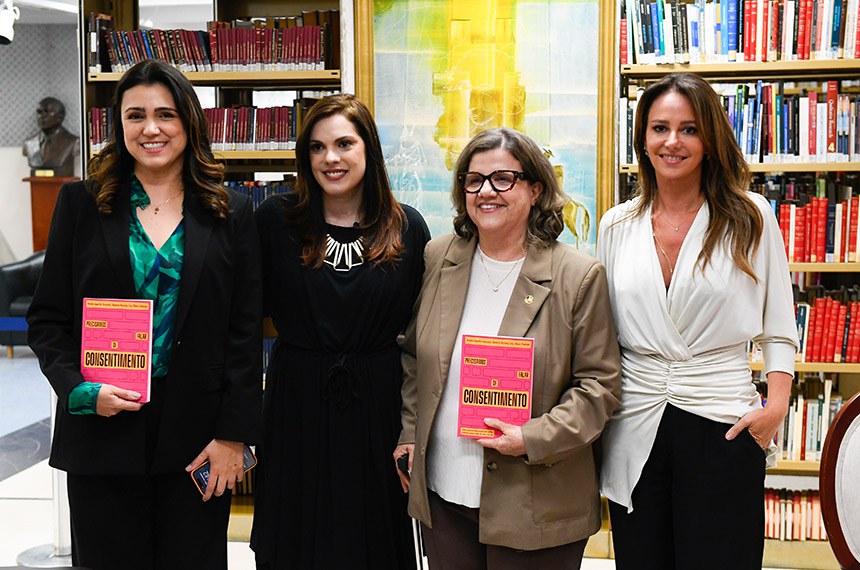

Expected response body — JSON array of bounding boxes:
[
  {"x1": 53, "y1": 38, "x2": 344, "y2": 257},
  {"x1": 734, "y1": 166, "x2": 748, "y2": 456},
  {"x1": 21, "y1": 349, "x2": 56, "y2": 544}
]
[{"x1": 597, "y1": 191, "x2": 798, "y2": 512}]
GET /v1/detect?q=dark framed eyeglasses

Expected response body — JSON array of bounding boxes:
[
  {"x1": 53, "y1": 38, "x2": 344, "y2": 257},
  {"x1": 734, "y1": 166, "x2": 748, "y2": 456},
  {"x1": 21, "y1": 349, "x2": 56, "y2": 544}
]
[{"x1": 458, "y1": 170, "x2": 529, "y2": 194}]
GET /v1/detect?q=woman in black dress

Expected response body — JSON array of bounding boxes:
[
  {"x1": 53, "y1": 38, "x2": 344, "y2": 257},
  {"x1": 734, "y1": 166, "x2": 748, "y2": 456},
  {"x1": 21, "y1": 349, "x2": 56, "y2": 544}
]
[{"x1": 251, "y1": 94, "x2": 430, "y2": 569}]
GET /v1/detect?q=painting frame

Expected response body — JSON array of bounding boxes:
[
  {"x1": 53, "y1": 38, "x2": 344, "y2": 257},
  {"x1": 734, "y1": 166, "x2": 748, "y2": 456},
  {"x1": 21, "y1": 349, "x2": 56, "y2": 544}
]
[{"x1": 352, "y1": 0, "x2": 617, "y2": 239}]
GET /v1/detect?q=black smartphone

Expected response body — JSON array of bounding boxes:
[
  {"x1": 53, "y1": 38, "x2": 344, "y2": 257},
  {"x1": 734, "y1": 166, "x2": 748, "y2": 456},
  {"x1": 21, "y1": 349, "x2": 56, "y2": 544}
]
[
  {"x1": 396, "y1": 453, "x2": 410, "y2": 476},
  {"x1": 191, "y1": 444, "x2": 257, "y2": 495}
]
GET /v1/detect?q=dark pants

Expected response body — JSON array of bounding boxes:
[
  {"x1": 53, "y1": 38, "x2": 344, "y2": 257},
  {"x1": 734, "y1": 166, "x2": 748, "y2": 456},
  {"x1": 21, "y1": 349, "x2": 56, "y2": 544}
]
[
  {"x1": 422, "y1": 490, "x2": 587, "y2": 570},
  {"x1": 608, "y1": 404, "x2": 766, "y2": 570},
  {"x1": 67, "y1": 471, "x2": 232, "y2": 570}
]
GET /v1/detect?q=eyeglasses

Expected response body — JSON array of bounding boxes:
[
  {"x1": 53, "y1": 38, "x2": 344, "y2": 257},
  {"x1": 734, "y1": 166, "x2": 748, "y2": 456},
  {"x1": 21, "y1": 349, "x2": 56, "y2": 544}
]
[{"x1": 458, "y1": 170, "x2": 529, "y2": 193}]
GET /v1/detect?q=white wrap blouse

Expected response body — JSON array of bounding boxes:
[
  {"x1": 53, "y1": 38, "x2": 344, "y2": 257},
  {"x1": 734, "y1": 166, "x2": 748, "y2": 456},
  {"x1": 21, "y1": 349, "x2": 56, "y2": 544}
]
[{"x1": 597, "y1": 191, "x2": 798, "y2": 512}]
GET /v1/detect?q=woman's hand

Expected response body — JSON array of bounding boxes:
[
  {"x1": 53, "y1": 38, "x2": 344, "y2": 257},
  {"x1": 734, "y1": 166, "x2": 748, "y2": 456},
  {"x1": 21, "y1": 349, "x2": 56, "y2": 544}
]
[
  {"x1": 185, "y1": 439, "x2": 245, "y2": 502},
  {"x1": 95, "y1": 385, "x2": 144, "y2": 417},
  {"x1": 477, "y1": 418, "x2": 526, "y2": 457},
  {"x1": 393, "y1": 444, "x2": 414, "y2": 493},
  {"x1": 725, "y1": 407, "x2": 786, "y2": 449}
]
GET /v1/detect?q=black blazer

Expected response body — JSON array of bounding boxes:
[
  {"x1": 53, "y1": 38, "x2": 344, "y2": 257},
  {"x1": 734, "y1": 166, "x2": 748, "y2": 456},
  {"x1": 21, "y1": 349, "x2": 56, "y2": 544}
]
[{"x1": 28, "y1": 179, "x2": 262, "y2": 475}]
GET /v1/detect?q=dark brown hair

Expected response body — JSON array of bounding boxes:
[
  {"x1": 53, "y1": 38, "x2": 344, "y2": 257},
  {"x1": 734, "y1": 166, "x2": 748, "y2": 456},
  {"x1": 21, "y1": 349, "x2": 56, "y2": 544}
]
[
  {"x1": 87, "y1": 59, "x2": 228, "y2": 219},
  {"x1": 286, "y1": 93, "x2": 405, "y2": 267},
  {"x1": 632, "y1": 72, "x2": 762, "y2": 281},
  {"x1": 451, "y1": 127, "x2": 567, "y2": 246}
]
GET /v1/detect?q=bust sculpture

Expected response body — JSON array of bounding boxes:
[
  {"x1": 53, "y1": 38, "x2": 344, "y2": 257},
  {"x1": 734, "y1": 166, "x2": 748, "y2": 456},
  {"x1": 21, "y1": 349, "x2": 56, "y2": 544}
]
[{"x1": 22, "y1": 97, "x2": 80, "y2": 177}]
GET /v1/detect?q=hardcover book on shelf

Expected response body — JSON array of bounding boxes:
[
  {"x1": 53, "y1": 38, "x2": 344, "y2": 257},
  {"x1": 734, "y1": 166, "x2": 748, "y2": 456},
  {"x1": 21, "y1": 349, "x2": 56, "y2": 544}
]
[
  {"x1": 80, "y1": 298, "x2": 153, "y2": 403},
  {"x1": 457, "y1": 335, "x2": 534, "y2": 439}
]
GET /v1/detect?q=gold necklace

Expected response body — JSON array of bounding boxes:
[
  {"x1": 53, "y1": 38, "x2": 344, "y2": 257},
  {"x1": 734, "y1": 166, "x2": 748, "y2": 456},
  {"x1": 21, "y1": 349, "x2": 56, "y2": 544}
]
[
  {"x1": 143, "y1": 190, "x2": 183, "y2": 215},
  {"x1": 478, "y1": 249, "x2": 523, "y2": 292},
  {"x1": 651, "y1": 228, "x2": 676, "y2": 274},
  {"x1": 656, "y1": 199, "x2": 702, "y2": 232}
]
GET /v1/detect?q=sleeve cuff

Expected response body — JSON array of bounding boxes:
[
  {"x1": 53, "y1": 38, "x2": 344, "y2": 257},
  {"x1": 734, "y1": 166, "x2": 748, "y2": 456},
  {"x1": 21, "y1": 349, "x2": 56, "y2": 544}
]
[
  {"x1": 760, "y1": 341, "x2": 797, "y2": 377},
  {"x1": 67, "y1": 382, "x2": 101, "y2": 415}
]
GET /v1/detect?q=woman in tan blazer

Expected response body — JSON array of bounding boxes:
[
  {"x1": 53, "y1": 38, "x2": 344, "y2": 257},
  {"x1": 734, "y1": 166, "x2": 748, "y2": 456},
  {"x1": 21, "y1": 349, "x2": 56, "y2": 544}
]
[{"x1": 394, "y1": 127, "x2": 622, "y2": 569}]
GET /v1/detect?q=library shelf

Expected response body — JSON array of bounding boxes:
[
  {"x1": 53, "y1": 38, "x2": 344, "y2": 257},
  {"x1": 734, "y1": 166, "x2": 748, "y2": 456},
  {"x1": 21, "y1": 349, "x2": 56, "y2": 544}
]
[
  {"x1": 620, "y1": 163, "x2": 860, "y2": 174},
  {"x1": 789, "y1": 263, "x2": 860, "y2": 272},
  {"x1": 749, "y1": 362, "x2": 860, "y2": 373},
  {"x1": 767, "y1": 460, "x2": 821, "y2": 475},
  {"x1": 621, "y1": 60, "x2": 860, "y2": 79},
  {"x1": 214, "y1": 150, "x2": 297, "y2": 160},
  {"x1": 87, "y1": 70, "x2": 341, "y2": 87},
  {"x1": 763, "y1": 538, "x2": 839, "y2": 569}
]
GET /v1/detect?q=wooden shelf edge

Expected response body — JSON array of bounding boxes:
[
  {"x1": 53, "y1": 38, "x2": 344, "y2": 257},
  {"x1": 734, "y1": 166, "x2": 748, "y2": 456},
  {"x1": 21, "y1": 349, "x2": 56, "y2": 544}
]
[
  {"x1": 750, "y1": 360, "x2": 860, "y2": 373},
  {"x1": 768, "y1": 460, "x2": 821, "y2": 475},
  {"x1": 88, "y1": 70, "x2": 341, "y2": 84},
  {"x1": 620, "y1": 163, "x2": 860, "y2": 173},
  {"x1": 789, "y1": 262, "x2": 860, "y2": 272},
  {"x1": 621, "y1": 59, "x2": 860, "y2": 77},
  {"x1": 763, "y1": 537, "x2": 839, "y2": 569}
]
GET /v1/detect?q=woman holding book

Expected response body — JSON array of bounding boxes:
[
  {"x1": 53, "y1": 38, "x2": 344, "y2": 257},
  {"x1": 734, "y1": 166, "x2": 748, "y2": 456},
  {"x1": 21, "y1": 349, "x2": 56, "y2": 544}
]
[
  {"x1": 27, "y1": 60, "x2": 262, "y2": 570},
  {"x1": 393, "y1": 127, "x2": 621, "y2": 569},
  {"x1": 250, "y1": 94, "x2": 430, "y2": 570},
  {"x1": 598, "y1": 73, "x2": 799, "y2": 569}
]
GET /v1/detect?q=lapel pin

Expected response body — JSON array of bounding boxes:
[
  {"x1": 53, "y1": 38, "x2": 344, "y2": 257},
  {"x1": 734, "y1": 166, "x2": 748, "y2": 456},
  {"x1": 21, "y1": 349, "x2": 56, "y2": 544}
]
[{"x1": 524, "y1": 295, "x2": 534, "y2": 305}]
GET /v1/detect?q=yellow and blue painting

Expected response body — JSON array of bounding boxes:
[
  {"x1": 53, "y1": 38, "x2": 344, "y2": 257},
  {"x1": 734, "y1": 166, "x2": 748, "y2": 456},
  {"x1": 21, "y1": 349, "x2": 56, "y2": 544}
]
[{"x1": 373, "y1": 0, "x2": 600, "y2": 252}]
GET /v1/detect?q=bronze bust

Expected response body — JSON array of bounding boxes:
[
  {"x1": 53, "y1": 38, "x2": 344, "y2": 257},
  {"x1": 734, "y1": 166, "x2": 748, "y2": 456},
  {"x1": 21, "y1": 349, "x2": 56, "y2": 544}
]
[{"x1": 22, "y1": 97, "x2": 80, "y2": 177}]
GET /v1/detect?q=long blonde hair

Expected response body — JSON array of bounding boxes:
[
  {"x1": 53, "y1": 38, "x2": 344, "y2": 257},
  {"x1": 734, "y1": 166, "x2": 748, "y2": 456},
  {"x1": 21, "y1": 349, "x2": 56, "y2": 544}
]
[{"x1": 632, "y1": 73, "x2": 762, "y2": 281}]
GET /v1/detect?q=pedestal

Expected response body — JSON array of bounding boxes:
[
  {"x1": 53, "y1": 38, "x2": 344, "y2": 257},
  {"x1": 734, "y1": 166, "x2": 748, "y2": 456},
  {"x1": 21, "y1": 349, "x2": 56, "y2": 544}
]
[{"x1": 23, "y1": 177, "x2": 78, "y2": 252}]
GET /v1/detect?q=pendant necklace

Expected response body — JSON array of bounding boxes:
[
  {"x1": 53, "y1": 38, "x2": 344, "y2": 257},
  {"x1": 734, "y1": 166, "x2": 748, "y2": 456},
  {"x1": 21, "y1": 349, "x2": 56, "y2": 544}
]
[
  {"x1": 656, "y1": 198, "x2": 702, "y2": 232},
  {"x1": 478, "y1": 248, "x2": 523, "y2": 292},
  {"x1": 144, "y1": 190, "x2": 183, "y2": 215},
  {"x1": 651, "y1": 226, "x2": 676, "y2": 275}
]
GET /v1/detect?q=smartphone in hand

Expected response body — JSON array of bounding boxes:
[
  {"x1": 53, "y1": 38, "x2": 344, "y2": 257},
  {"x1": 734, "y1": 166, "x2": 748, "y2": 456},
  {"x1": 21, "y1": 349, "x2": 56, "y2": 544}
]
[
  {"x1": 396, "y1": 453, "x2": 410, "y2": 477},
  {"x1": 190, "y1": 444, "x2": 257, "y2": 495}
]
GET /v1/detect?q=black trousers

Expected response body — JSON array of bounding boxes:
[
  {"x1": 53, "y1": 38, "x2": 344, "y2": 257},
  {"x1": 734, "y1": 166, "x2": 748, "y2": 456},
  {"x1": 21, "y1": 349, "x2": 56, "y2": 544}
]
[
  {"x1": 608, "y1": 404, "x2": 766, "y2": 570},
  {"x1": 67, "y1": 471, "x2": 232, "y2": 570},
  {"x1": 422, "y1": 490, "x2": 588, "y2": 570}
]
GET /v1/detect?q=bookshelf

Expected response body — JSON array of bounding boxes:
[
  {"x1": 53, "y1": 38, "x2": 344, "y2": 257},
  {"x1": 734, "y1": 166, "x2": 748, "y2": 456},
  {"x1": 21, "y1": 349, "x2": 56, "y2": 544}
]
[
  {"x1": 615, "y1": 2, "x2": 860, "y2": 567},
  {"x1": 77, "y1": 0, "x2": 358, "y2": 171}
]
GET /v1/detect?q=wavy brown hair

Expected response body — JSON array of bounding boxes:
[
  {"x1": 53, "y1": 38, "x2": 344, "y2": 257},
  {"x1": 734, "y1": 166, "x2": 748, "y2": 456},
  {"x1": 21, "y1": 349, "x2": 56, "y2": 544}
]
[
  {"x1": 87, "y1": 59, "x2": 228, "y2": 219},
  {"x1": 451, "y1": 127, "x2": 567, "y2": 247},
  {"x1": 286, "y1": 93, "x2": 405, "y2": 267},
  {"x1": 632, "y1": 73, "x2": 762, "y2": 281}
]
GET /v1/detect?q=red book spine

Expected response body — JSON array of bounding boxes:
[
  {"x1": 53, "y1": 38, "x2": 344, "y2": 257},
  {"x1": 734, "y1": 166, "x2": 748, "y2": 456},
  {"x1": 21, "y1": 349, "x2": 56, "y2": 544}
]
[
  {"x1": 836, "y1": 302, "x2": 848, "y2": 362},
  {"x1": 620, "y1": 18, "x2": 629, "y2": 64},
  {"x1": 797, "y1": 0, "x2": 808, "y2": 59},
  {"x1": 851, "y1": 302, "x2": 860, "y2": 362},
  {"x1": 826, "y1": 298, "x2": 840, "y2": 363},
  {"x1": 811, "y1": 297, "x2": 826, "y2": 361},
  {"x1": 780, "y1": 203, "x2": 791, "y2": 259},
  {"x1": 841, "y1": 200, "x2": 850, "y2": 262},
  {"x1": 805, "y1": 202, "x2": 814, "y2": 261},
  {"x1": 745, "y1": 0, "x2": 753, "y2": 60},
  {"x1": 751, "y1": 0, "x2": 760, "y2": 60},
  {"x1": 795, "y1": 205, "x2": 807, "y2": 262}
]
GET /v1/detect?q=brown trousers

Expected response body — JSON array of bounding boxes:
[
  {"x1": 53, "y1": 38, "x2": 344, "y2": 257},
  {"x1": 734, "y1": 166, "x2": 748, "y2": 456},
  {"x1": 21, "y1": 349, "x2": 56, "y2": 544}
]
[{"x1": 422, "y1": 490, "x2": 588, "y2": 570}]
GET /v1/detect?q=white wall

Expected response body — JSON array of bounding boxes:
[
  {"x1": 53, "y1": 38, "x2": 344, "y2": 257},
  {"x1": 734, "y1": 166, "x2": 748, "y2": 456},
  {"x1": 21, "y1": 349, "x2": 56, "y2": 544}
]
[{"x1": 0, "y1": 148, "x2": 35, "y2": 262}]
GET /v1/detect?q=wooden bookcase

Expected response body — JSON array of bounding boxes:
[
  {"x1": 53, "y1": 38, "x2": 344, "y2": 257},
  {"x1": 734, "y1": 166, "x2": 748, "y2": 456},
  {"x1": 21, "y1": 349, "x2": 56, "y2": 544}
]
[
  {"x1": 610, "y1": 17, "x2": 860, "y2": 570},
  {"x1": 77, "y1": 0, "x2": 361, "y2": 172}
]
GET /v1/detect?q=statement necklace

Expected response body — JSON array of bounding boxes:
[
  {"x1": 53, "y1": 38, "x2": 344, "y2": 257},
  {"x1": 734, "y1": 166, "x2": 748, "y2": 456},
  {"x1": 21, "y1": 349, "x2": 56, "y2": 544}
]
[
  {"x1": 478, "y1": 248, "x2": 524, "y2": 292},
  {"x1": 142, "y1": 190, "x2": 183, "y2": 215}
]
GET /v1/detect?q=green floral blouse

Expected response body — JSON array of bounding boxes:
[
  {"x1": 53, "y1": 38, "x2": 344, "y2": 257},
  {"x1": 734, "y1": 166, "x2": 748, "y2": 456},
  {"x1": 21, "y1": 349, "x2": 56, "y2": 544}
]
[{"x1": 68, "y1": 176, "x2": 185, "y2": 415}]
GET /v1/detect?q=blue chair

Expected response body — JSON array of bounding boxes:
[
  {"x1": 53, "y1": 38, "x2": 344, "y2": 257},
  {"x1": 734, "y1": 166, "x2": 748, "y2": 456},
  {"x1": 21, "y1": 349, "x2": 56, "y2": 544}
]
[{"x1": 0, "y1": 251, "x2": 44, "y2": 357}]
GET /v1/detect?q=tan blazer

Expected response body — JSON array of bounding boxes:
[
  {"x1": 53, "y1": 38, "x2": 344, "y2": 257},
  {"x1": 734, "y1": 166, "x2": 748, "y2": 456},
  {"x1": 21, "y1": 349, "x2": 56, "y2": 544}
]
[{"x1": 399, "y1": 233, "x2": 622, "y2": 550}]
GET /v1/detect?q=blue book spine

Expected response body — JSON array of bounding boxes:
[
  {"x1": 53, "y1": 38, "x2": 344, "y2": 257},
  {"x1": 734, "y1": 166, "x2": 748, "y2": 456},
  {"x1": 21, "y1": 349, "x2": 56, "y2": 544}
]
[
  {"x1": 775, "y1": 93, "x2": 782, "y2": 158},
  {"x1": 832, "y1": 0, "x2": 843, "y2": 52},
  {"x1": 782, "y1": 101, "x2": 789, "y2": 155},
  {"x1": 727, "y1": 0, "x2": 739, "y2": 57},
  {"x1": 721, "y1": 0, "x2": 729, "y2": 55},
  {"x1": 652, "y1": 1, "x2": 664, "y2": 57},
  {"x1": 826, "y1": 201, "x2": 836, "y2": 262},
  {"x1": 139, "y1": 31, "x2": 154, "y2": 60}
]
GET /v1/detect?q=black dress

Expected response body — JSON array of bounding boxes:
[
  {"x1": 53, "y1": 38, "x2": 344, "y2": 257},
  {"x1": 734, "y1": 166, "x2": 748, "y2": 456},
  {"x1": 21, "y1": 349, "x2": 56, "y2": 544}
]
[{"x1": 251, "y1": 195, "x2": 430, "y2": 569}]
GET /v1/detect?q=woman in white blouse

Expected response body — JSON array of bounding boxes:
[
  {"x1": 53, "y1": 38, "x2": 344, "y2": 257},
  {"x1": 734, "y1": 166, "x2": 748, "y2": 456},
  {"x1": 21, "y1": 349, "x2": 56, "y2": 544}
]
[{"x1": 598, "y1": 73, "x2": 798, "y2": 569}]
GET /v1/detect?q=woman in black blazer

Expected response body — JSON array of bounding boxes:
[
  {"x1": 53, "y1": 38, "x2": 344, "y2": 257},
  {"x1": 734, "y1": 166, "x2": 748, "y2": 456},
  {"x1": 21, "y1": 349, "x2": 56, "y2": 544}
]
[{"x1": 27, "y1": 60, "x2": 262, "y2": 570}]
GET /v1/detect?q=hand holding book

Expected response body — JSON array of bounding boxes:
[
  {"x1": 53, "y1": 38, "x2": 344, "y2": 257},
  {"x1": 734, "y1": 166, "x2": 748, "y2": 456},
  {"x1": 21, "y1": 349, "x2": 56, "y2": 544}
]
[
  {"x1": 477, "y1": 418, "x2": 526, "y2": 457},
  {"x1": 94, "y1": 384, "x2": 144, "y2": 417}
]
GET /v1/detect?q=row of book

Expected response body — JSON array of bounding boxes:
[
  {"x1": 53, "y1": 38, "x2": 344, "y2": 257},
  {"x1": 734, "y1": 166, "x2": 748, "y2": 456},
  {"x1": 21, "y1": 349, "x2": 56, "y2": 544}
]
[
  {"x1": 794, "y1": 296, "x2": 860, "y2": 362},
  {"x1": 765, "y1": 489, "x2": 828, "y2": 541},
  {"x1": 87, "y1": 12, "x2": 339, "y2": 74},
  {"x1": 775, "y1": 374, "x2": 844, "y2": 458},
  {"x1": 89, "y1": 98, "x2": 328, "y2": 156},
  {"x1": 619, "y1": 81, "x2": 860, "y2": 166},
  {"x1": 620, "y1": 0, "x2": 860, "y2": 65},
  {"x1": 225, "y1": 180, "x2": 294, "y2": 211},
  {"x1": 777, "y1": 192, "x2": 858, "y2": 263}
]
